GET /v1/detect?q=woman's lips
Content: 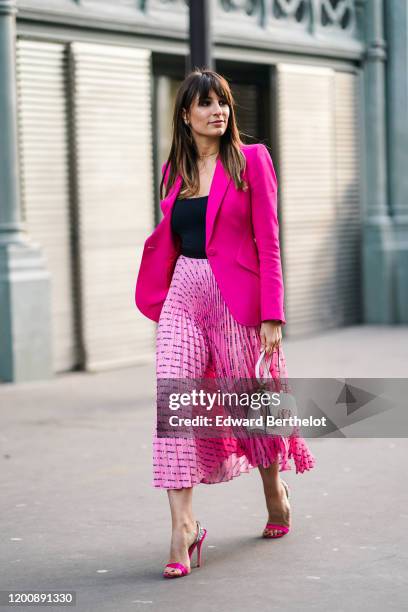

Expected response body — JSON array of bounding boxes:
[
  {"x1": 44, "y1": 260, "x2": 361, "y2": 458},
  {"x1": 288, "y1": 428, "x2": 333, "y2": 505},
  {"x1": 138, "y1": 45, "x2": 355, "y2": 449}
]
[{"x1": 211, "y1": 120, "x2": 223, "y2": 124}]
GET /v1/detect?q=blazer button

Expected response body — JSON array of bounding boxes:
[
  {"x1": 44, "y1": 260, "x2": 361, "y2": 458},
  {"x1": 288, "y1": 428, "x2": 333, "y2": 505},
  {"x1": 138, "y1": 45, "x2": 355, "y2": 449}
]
[{"x1": 207, "y1": 247, "x2": 217, "y2": 256}]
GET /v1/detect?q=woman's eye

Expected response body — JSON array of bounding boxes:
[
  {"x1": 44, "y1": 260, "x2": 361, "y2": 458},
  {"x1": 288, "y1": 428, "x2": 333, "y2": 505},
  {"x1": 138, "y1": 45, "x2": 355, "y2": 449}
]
[{"x1": 200, "y1": 99, "x2": 227, "y2": 106}]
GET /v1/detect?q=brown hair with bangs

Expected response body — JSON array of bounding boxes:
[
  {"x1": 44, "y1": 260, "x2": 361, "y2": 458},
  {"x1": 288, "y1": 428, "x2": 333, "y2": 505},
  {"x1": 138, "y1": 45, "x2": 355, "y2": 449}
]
[{"x1": 160, "y1": 68, "x2": 247, "y2": 200}]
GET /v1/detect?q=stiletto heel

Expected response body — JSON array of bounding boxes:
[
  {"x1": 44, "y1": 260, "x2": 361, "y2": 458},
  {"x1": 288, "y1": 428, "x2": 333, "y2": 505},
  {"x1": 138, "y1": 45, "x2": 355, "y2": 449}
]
[
  {"x1": 163, "y1": 520, "x2": 207, "y2": 579},
  {"x1": 195, "y1": 535, "x2": 205, "y2": 567},
  {"x1": 188, "y1": 521, "x2": 207, "y2": 567},
  {"x1": 188, "y1": 520, "x2": 207, "y2": 567}
]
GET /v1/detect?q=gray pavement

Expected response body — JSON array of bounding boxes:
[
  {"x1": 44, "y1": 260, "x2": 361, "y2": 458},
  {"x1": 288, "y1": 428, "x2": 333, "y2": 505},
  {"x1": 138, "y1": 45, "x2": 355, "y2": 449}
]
[{"x1": 1, "y1": 325, "x2": 408, "y2": 612}]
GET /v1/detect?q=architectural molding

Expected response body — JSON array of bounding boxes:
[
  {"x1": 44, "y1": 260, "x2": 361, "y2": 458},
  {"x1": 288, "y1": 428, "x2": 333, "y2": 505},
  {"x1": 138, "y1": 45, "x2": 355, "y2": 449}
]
[{"x1": 16, "y1": 0, "x2": 364, "y2": 58}]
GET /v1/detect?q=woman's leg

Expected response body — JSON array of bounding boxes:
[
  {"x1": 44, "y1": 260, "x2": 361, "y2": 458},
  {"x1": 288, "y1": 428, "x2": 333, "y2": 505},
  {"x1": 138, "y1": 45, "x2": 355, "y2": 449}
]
[
  {"x1": 204, "y1": 294, "x2": 293, "y2": 536},
  {"x1": 164, "y1": 487, "x2": 198, "y2": 577},
  {"x1": 258, "y1": 459, "x2": 291, "y2": 536},
  {"x1": 154, "y1": 258, "x2": 211, "y2": 575}
]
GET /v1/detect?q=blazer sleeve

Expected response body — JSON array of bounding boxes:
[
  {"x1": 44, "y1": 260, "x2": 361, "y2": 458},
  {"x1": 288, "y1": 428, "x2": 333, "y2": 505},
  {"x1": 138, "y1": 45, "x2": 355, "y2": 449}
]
[{"x1": 247, "y1": 144, "x2": 286, "y2": 325}]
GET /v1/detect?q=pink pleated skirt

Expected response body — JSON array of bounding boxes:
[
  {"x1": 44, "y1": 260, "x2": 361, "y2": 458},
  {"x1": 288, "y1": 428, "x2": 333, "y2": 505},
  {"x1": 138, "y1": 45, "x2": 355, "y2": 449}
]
[{"x1": 153, "y1": 255, "x2": 316, "y2": 489}]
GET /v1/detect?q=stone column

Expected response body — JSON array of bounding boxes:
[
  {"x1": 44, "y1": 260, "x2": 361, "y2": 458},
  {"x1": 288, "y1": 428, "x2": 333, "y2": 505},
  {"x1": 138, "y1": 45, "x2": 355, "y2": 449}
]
[
  {"x1": 361, "y1": 0, "x2": 394, "y2": 323},
  {"x1": 385, "y1": 0, "x2": 408, "y2": 322},
  {"x1": 0, "y1": 0, "x2": 52, "y2": 382}
]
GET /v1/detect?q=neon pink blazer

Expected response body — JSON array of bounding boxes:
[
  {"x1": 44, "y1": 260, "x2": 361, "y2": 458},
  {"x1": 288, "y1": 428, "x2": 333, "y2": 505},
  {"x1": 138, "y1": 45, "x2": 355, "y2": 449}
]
[{"x1": 135, "y1": 143, "x2": 286, "y2": 326}]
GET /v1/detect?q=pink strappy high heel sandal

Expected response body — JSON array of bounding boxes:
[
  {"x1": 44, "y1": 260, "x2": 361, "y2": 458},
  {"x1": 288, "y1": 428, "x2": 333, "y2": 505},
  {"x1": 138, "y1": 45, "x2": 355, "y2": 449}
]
[
  {"x1": 263, "y1": 479, "x2": 291, "y2": 539},
  {"x1": 163, "y1": 520, "x2": 207, "y2": 579}
]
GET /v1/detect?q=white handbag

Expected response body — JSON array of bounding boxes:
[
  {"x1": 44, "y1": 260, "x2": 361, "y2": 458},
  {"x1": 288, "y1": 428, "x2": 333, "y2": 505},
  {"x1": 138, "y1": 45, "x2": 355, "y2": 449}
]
[{"x1": 250, "y1": 347, "x2": 298, "y2": 436}]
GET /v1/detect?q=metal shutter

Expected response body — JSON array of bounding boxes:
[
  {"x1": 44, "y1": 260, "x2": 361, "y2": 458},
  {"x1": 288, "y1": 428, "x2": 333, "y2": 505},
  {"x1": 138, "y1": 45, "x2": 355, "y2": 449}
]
[
  {"x1": 16, "y1": 39, "x2": 78, "y2": 372},
  {"x1": 232, "y1": 82, "x2": 259, "y2": 143},
  {"x1": 333, "y1": 71, "x2": 362, "y2": 324},
  {"x1": 275, "y1": 63, "x2": 361, "y2": 337},
  {"x1": 70, "y1": 42, "x2": 154, "y2": 371}
]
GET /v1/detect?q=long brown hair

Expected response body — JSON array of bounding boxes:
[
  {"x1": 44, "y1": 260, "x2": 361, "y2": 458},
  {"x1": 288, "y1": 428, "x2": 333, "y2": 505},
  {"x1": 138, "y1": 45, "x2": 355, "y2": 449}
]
[{"x1": 160, "y1": 69, "x2": 247, "y2": 200}]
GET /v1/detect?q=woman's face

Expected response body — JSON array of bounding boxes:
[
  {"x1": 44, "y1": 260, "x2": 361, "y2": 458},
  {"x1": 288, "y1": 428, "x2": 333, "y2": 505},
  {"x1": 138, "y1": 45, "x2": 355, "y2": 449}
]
[{"x1": 183, "y1": 88, "x2": 230, "y2": 140}]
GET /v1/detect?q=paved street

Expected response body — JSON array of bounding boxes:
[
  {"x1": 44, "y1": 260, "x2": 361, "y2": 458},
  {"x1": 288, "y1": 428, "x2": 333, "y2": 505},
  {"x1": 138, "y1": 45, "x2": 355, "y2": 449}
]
[{"x1": 1, "y1": 325, "x2": 407, "y2": 612}]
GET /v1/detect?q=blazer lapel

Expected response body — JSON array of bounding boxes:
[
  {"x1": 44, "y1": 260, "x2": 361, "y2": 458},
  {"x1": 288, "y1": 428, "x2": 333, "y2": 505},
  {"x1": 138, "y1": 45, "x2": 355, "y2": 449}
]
[{"x1": 205, "y1": 156, "x2": 231, "y2": 248}]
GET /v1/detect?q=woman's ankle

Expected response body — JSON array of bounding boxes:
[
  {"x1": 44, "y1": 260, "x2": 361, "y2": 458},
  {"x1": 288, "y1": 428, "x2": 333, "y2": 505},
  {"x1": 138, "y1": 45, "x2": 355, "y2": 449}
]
[
  {"x1": 263, "y1": 478, "x2": 284, "y2": 497},
  {"x1": 171, "y1": 517, "x2": 197, "y2": 532}
]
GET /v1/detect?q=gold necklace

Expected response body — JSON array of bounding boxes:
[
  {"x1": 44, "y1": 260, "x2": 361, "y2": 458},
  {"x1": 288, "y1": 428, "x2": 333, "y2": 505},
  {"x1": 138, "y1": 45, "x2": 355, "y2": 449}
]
[{"x1": 198, "y1": 151, "x2": 219, "y2": 159}]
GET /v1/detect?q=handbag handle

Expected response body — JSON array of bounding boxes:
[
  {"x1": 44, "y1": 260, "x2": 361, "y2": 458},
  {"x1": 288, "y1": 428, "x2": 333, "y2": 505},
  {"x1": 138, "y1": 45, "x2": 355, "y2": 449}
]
[{"x1": 255, "y1": 347, "x2": 281, "y2": 382}]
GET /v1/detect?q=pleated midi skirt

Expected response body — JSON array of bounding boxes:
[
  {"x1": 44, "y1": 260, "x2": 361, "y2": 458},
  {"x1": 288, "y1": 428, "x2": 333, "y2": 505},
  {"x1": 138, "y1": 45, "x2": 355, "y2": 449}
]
[{"x1": 153, "y1": 254, "x2": 316, "y2": 489}]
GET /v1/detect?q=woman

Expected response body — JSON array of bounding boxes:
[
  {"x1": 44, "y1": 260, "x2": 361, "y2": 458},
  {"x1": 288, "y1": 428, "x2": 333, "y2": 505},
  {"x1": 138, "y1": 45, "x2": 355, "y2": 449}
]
[{"x1": 135, "y1": 69, "x2": 316, "y2": 579}]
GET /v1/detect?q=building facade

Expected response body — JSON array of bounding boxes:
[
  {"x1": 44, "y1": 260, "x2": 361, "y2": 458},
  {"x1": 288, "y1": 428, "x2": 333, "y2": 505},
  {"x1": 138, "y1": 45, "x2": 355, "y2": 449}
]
[{"x1": 0, "y1": 0, "x2": 407, "y2": 382}]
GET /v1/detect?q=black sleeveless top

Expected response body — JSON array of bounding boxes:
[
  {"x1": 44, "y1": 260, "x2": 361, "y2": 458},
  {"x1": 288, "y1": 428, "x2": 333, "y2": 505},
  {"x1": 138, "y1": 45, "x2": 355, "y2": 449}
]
[{"x1": 171, "y1": 195, "x2": 208, "y2": 259}]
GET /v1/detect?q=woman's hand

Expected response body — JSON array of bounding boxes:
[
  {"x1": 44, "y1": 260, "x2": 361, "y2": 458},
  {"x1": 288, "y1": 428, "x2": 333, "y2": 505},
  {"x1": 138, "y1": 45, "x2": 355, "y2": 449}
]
[{"x1": 260, "y1": 320, "x2": 282, "y2": 355}]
